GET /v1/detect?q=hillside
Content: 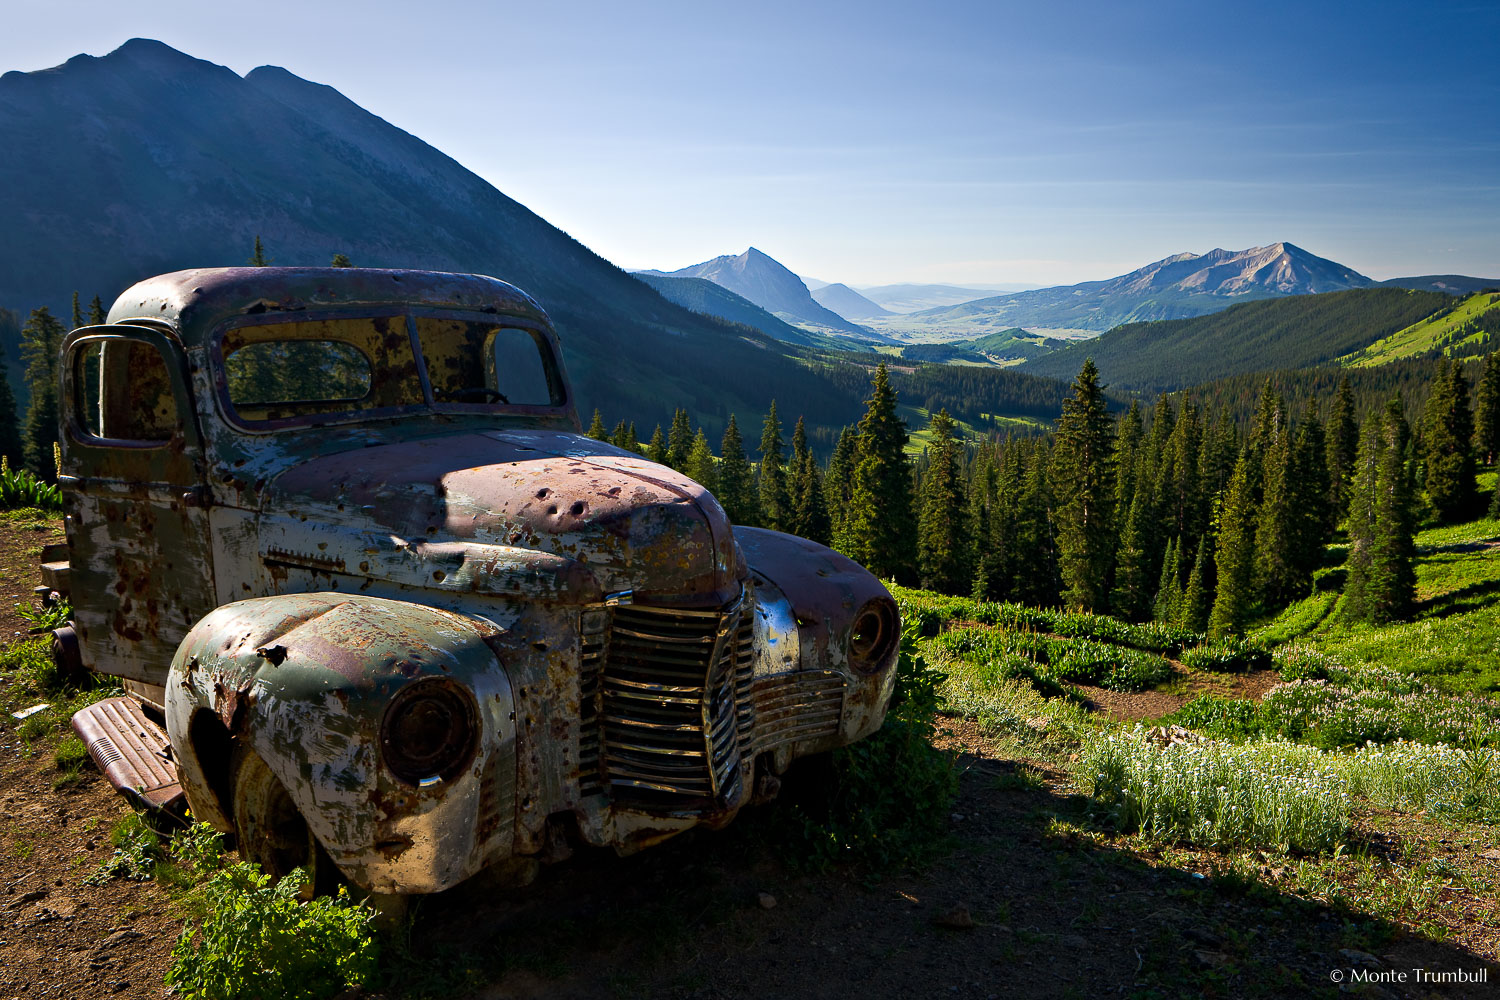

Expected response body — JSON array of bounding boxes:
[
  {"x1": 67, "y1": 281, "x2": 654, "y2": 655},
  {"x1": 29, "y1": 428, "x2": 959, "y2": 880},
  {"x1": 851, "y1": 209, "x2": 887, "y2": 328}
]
[
  {"x1": 637, "y1": 248, "x2": 875, "y2": 339},
  {"x1": 1380, "y1": 274, "x2": 1500, "y2": 295},
  {"x1": 0, "y1": 40, "x2": 866, "y2": 435},
  {"x1": 890, "y1": 243, "x2": 1374, "y2": 337},
  {"x1": 631, "y1": 273, "x2": 833, "y2": 348},
  {"x1": 810, "y1": 282, "x2": 890, "y2": 319},
  {"x1": 1339, "y1": 291, "x2": 1500, "y2": 367},
  {"x1": 1019, "y1": 287, "x2": 1452, "y2": 394}
]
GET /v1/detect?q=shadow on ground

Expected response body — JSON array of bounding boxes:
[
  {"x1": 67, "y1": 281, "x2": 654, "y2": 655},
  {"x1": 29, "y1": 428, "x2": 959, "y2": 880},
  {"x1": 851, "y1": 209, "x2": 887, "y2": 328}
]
[{"x1": 374, "y1": 750, "x2": 1498, "y2": 1000}]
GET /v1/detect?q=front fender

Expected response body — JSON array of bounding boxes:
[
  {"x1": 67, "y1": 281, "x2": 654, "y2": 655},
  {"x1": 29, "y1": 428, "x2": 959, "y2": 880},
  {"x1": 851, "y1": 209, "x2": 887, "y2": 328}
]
[
  {"x1": 165, "y1": 593, "x2": 516, "y2": 894},
  {"x1": 733, "y1": 527, "x2": 899, "y2": 745}
]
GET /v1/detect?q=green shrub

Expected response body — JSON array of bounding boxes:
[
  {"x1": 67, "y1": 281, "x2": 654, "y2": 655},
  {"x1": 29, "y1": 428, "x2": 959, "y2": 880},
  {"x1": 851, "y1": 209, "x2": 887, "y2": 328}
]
[
  {"x1": 16, "y1": 598, "x2": 71, "y2": 633},
  {"x1": 1164, "y1": 695, "x2": 1268, "y2": 740},
  {"x1": 1273, "y1": 642, "x2": 1338, "y2": 682},
  {"x1": 0, "y1": 462, "x2": 62, "y2": 512},
  {"x1": 86, "y1": 813, "x2": 162, "y2": 884},
  {"x1": 780, "y1": 622, "x2": 958, "y2": 870},
  {"x1": 1180, "y1": 636, "x2": 1272, "y2": 673},
  {"x1": 166, "y1": 864, "x2": 378, "y2": 1000}
]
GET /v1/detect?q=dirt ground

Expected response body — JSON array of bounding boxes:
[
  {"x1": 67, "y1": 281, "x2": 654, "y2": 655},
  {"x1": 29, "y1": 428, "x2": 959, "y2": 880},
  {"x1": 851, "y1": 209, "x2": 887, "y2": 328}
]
[{"x1": 1, "y1": 515, "x2": 1497, "y2": 999}]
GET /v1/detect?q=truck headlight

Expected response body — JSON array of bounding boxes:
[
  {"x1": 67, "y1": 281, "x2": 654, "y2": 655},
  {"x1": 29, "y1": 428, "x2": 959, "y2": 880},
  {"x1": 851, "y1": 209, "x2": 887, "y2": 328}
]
[
  {"x1": 380, "y1": 679, "x2": 478, "y2": 786},
  {"x1": 849, "y1": 599, "x2": 898, "y2": 674}
]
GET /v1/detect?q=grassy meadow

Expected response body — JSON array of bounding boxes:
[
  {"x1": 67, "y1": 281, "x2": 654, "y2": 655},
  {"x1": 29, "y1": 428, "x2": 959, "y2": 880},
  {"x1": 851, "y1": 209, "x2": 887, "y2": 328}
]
[{"x1": 893, "y1": 472, "x2": 1500, "y2": 955}]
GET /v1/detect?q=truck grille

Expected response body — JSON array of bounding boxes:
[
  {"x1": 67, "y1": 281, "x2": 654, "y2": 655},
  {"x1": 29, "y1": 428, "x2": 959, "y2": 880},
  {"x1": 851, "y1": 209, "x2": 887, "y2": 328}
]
[
  {"x1": 598, "y1": 600, "x2": 750, "y2": 805},
  {"x1": 578, "y1": 593, "x2": 847, "y2": 809}
]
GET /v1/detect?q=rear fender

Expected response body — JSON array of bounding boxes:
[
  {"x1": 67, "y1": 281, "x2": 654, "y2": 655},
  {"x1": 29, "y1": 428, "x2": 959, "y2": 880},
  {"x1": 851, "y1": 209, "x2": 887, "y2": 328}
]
[{"x1": 165, "y1": 593, "x2": 516, "y2": 894}]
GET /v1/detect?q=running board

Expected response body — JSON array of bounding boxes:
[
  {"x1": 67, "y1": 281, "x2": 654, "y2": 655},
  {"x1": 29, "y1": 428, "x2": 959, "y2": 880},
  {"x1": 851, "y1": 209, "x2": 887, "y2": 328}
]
[{"x1": 72, "y1": 697, "x2": 187, "y2": 821}]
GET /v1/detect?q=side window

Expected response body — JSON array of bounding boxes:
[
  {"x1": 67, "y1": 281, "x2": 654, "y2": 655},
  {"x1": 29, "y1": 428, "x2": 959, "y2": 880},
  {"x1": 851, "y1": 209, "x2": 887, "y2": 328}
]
[
  {"x1": 220, "y1": 316, "x2": 422, "y2": 424},
  {"x1": 72, "y1": 339, "x2": 181, "y2": 444},
  {"x1": 489, "y1": 328, "x2": 556, "y2": 406},
  {"x1": 415, "y1": 317, "x2": 561, "y2": 407}
]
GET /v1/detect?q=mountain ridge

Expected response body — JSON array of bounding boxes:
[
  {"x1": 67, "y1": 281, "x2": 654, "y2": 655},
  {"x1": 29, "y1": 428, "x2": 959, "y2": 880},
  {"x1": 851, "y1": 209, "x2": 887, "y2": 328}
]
[
  {"x1": 638, "y1": 248, "x2": 874, "y2": 338},
  {"x1": 900, "y1": 243, "x2": 1377, "y2": 335},
  {"x1": 810, "y1": 282, "x2": 891, "y2": 319},
  {"x1": 0, "y1": 39, "x2": 868, "y2": 435}
]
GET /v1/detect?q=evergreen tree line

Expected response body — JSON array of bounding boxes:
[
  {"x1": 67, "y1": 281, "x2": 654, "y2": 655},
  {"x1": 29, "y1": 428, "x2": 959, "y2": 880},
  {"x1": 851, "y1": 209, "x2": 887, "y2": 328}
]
[{"x1": 594, "y1": 351, "x2": 1500, "y2": 636}]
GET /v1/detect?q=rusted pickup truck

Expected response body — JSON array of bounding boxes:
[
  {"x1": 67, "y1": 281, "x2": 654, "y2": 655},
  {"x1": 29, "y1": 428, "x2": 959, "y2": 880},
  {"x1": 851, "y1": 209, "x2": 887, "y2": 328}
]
[{"x1": 49, "y1": 267, "x2": 897, "y2": 896}]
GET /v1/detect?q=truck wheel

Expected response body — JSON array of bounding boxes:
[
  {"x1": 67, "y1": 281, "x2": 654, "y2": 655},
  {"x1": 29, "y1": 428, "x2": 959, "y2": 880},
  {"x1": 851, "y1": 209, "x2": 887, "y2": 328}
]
[{"x1": 230, "y1": 747, "x2": 339, "y2": 899}]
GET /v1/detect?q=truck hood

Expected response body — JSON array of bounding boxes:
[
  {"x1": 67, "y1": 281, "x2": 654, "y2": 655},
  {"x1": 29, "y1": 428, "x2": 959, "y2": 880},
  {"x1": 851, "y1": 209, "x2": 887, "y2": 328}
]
[{"x1": 264, "y1": 429, "x2": 743, "y2": 605}]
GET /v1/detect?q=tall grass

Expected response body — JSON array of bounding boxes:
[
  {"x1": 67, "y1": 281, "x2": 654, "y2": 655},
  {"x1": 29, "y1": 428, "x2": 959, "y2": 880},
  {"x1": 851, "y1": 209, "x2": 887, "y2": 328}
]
[
  {"x1": 1085, "y1": 730, "x2": 1500, "y2": 853},
  {"x1": 1084, "y1": 731, "x2": 1350, "y2": 853}
]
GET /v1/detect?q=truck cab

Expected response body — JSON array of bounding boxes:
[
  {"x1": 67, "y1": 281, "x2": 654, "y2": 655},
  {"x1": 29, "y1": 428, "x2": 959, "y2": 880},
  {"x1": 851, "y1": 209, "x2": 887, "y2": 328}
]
[{"x1": 56, "y1": 267, "x2": 898, "y2": 895}]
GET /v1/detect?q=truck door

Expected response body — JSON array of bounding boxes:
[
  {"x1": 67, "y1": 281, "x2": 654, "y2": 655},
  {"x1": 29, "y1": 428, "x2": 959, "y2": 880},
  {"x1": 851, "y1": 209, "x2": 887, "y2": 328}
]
[{"x1": 58, "y1": 325, "x2": 217, "y2": 688}]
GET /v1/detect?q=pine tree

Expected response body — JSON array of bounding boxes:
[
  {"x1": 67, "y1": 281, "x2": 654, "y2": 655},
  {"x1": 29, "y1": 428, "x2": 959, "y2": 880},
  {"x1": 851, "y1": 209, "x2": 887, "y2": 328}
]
[
  {"x1": 1326, "y1": 375, "x2": 1358, "y2": 523},
  {"x1": 757, "y1": 401, "x2": 790, "y2": 532},
  {"x1": 1199, "y1": 410, "x2": 1239, "y2": 500},
  {"x1": 1111, "y1": 484, "x2": 1154, "y2": 622},
  {"x1": 1152, "y1": 537, "x2": 1183, "y2": 624},
  {"x1": 790, "y1": 450, "x2": 832, "y2": 546},
  {"x1": 1344, "y1": 400, "x2": 1417, "y2": 624},
  {"x1": 1369, "y1": 398, "x2": 1418, "y2": 621},
  {"x1": 1052, "y1": 360, "x2": 1115, "y2": 612},
  {"x1": 610, "y1": 420, "x2": 635, "y2": 453},
  {"x1": 916, "y1": 410, "x2": 969, "y2": 593},
  {"x1": 248, "y1": 236, "x2": 271, "y2": 266},
  {"x1": 967, "y1": 447, "x2": 999, "y2": 599},
  {"x1": 19, "y1": 307, "x2": 65, "y2": 477},
  {"x1": 843, "y1": 365, "x2": 914, "y2": 581},
  {"x1": 686, "y1": 429, "x2": 717, "y2": 494},
  {"x1": 1342, "y1": 413, "x2": 1381, "y2": 621},
  {"x1": 70, "y1": 291, "x2": 83, "y2": 331},
  {"x1": 716, "y1": 415, "x2": 757, "y2": 526},
  {"x1": 1291, "y1": 402, "x2": 1332, "y2": 581},
  {"x1": 791, "y1": 416, "x2": 811, "y2": 469},
  {"x1": 1422, "y1": 358, "x2": 1477, "y2": 522},
  {"x1": 1255, "y1": 417, "x2": 1303, "y2": 606},
  {"x1": 646, "y1": 425, "x2": 668, "y2": 465},
  {"x1": 0, "y1": 340, "x2": 22, "y2": 469},
  {"x1": 1012, "y1": 443, "x2": 1059, "y2": 606},
  {"x1": 1476, "y1": 351, "x2": 1500, "y2": 467},
  {"x1": 667, "y1": 407, "x2": 694, "y2": 471},
  {"x1": 1183, "y1": 537, "x2": 1212, "y2": 634},
  {"x1": 1115, "y1": 400, "x2": 1144, "y2": 507},
  {"x1": 1208, "y1": 454, "x2": 1256, "y2": 637},
  {"x1": 1161, "y1": 398, "x2": 1204, "y2": 558},
  {"x1": 825, "y1": 426, "x2": 858, "y2": 550},
  {"x1": 330, "y1": 253, "x2": 353, "y2": 268},
  {"x1": 587, "y1": 408, "x2": 608, "y2": 441}
]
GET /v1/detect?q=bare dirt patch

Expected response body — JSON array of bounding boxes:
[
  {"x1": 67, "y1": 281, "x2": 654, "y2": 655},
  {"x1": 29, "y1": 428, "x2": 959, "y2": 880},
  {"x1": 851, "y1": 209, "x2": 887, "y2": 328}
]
[{"x1": 0, "y1": 510, "x2": 64, "y2": 643}]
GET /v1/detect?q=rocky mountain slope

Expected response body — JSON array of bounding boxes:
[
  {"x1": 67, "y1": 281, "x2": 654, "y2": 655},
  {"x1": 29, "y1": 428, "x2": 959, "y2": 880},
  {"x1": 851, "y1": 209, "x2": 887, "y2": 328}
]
[
  {"x1": 905, "y1": 243, "x2": 1376, "y2": 335},
  {"x1": 0, "y1": 40, "x2": 859, "y2": 433}
]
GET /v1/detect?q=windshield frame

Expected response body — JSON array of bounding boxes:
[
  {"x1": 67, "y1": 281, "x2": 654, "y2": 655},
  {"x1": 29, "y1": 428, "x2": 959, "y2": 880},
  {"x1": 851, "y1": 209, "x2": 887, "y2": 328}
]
[{"x1": 210, "y1": 307, "x2": 573, "y2": 433}]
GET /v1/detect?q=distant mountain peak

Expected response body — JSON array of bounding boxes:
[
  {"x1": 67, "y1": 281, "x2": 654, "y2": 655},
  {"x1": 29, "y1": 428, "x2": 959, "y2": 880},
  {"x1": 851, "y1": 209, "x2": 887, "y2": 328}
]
[
  {"x1": 644, "y1": 248, "x2": 873, "y2": 338},
  {"x1": 906, "y1": 243, "x2": 1375, "y2": 333}
]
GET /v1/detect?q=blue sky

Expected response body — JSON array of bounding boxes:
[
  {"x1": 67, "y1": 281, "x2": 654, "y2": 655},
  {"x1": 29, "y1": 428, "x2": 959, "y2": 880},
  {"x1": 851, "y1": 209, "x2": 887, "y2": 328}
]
[{"x1": 5, "y1": 0, "x2": 1497, "y2": 286}]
